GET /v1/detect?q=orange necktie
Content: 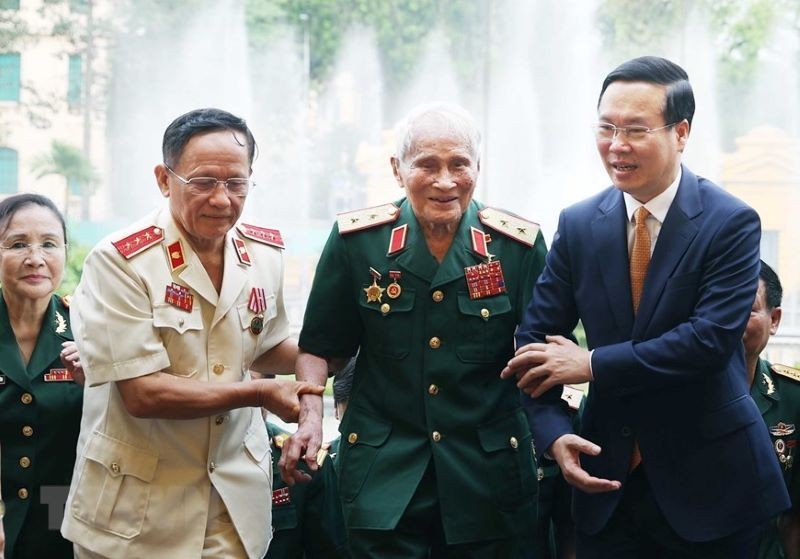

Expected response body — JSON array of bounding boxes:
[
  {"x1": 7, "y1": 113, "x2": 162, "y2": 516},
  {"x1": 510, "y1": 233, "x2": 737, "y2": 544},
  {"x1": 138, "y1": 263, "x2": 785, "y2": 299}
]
[{"x1": 629, "y1": 206, "x2": 651, "y2": 470}]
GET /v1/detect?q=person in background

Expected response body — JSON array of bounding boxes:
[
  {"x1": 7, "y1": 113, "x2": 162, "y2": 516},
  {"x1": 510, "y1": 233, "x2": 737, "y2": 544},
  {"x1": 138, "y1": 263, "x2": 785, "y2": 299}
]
[
  {"x1": 61, "y1": 108, "x2": 323, "y2": 559},
  {"x1": 743, "y1": 260, "x2": 800, "y2": 559},
  {"x1": 504, "y1": 56, "x2": 789, "y2": 558},
  {"x1": 281, "y1": 103, "x2": 547, "y2": 557},
  {"x1": 0, "y1": 193, "x2": 83, "y2": 559}
]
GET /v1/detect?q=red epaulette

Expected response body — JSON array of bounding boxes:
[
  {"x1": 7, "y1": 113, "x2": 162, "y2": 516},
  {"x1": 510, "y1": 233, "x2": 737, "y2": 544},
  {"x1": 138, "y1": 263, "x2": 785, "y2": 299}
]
[
  {"x1": 236, "y1": 223, "x2": 285, "y2": 249},
  {"x1": 112, "y1": 225, "x2": 164, "y2": 259}
]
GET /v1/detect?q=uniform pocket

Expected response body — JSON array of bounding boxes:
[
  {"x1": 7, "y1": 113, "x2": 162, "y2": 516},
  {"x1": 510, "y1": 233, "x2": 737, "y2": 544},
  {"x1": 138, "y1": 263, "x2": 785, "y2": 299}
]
[
  {"x1": 153, "y1": 304, "x2": 203, "y2": 377},
  {"x1": 477, "y1": 410, "x2": 537, "y2": 510},
  {"x1": 71, "y1": 432, "x2": 158, "y2": 539},
  {"x1": 357, "y1": 288, "x2": 415, "y2": 360},
  {"x1": 338, "y1": 413, "x2": 392, "y2": 502},
  {"x1": 456, "y1": 293, "x2": 514, "y2": 363},
  {"x1": 244, "y1": 428, "x2": 273, "y2": 484}
]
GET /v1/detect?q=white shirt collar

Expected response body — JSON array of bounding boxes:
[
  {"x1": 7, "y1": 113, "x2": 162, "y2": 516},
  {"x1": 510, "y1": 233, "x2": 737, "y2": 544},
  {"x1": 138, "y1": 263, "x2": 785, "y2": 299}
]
[{"x1": 623, "y1": 166, "x2": 682, "y2": 224}]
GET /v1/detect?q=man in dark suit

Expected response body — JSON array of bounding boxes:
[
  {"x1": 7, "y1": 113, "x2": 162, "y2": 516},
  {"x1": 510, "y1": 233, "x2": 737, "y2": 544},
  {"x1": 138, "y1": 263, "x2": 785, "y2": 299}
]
[{"x1": 503, "y1": 56, "x2": 790, "y2": 558}]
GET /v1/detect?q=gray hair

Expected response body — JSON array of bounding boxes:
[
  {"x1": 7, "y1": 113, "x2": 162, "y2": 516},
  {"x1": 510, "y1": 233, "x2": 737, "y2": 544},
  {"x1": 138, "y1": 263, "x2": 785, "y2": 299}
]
[{"x1": 393, "y1": 103, "x2": 481, "y2": 164}]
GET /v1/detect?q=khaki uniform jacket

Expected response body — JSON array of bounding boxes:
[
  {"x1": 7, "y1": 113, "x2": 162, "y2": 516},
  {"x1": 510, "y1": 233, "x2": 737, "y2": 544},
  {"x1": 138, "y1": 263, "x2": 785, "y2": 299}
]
[
  {"x1": 0, "y1": 294, "x2": 79, "y2": 558},
  {"x1": 299, "y1": 198, "x2": 546, "y2": 544},
  {"x1": 61, "y1": 207, "x2": 290, "y2": 559}
]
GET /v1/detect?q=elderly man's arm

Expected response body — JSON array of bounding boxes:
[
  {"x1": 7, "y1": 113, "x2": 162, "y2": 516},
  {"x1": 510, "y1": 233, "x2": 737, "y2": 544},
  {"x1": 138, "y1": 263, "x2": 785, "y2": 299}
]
[
  {"x1": 116, "y1": 372, "x2": 323, "y2": 423},
  {"x1": 279, "y1": 350, "x2": 329, "y2": 485}
]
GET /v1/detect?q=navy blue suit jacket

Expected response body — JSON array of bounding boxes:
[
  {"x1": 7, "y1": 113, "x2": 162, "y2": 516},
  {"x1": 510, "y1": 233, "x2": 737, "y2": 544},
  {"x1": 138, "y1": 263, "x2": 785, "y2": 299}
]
[{"x1": 518, "y1": 166, "x2": 790, "y2": 542}]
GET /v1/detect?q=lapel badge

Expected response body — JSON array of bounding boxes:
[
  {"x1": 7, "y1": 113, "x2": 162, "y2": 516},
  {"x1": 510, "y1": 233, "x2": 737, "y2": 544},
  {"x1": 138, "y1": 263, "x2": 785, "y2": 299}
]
[
  {"x1": 54, "y1": 310, "x2": 68, "y2": 334},
  {"x1": 386, "y1": 270, "x2": 402, "y2": 299},
  {"x1": 272, "y1": 487, "x2": 291, "y2": 506},
  {"x1": 233, "y1": 238, "x2": 252, "y2": 266},
  {"x1": 44, "y1": 368, "x2": 74, "y2": 382},
  {"x1": 387, "y1": 224, "x2": 408, "y2": 255},
  {"x1": 464, "y1": 260, "x2": 507, "y2": 300},
  {"x1": 762, "y1": 372, "x2": 776, "y2": 396},
  {"x1": 770, "y1": 422, "x2": 796, "y2": 437},
  {"x1": 364, "y1": 267, "x2": 385, "y2": 303},
  {"x1": 166, "y1": 239, "x2": 187, "y2": 272},
  {"x1": 165, "y1": 282, "x2": 193, "y2": 312}
]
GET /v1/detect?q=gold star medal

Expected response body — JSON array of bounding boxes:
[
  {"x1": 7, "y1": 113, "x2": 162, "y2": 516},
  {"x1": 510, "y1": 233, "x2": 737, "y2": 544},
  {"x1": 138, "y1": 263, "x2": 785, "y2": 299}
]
[{"x1": 363, "y1": 267, "x2": 385, "y2": 303}]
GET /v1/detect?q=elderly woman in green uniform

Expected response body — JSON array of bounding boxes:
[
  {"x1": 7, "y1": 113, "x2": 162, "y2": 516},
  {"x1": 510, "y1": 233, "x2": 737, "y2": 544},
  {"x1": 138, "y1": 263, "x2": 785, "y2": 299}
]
[
  {"x1": 0, "y1": 193, "x2": 83, "y2": 558},
  {"x1": 281, "y1": 103, "x2": 548, "y2": 557}
]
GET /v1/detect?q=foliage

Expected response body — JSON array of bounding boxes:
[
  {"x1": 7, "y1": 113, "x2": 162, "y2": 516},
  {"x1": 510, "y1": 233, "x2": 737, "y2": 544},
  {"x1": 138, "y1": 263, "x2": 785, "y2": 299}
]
[
  {"x1": 596, "y1": 0, "x2": 686, "y2": 59},
  {"x1": 60, "y1": 239, "x2": 89, "y2": 295},
  {"x1": 31, "y1": 140, "x2": 96, "y2": 186}
]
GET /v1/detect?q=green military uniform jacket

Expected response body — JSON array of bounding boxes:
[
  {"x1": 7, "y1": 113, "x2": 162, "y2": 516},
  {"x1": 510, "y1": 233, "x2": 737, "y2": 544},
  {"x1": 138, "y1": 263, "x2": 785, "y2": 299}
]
[
  {"x1": 751, "y1": 359, "x2": 800, "y2": 559},
  {"x1": 0, "y1": 293, "x2": 79, "y2": 559},
  {"x1": 265, "y1": 422, "x2": 349, "y2": 559},
  {"x1": 298, "y1": 198, "x2": 547, "y2": 544}
]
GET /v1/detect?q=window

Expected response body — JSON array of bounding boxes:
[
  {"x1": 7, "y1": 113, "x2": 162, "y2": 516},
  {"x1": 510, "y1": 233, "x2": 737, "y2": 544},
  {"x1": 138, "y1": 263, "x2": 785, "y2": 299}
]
[
  {"x1": 0, "y1": 53, "x2": 21, "y2": 101},
  {"x1": 0, "y1": 148, "x2": 18, "y2": 193},
  {"x1": 68, "y1": 54, "x2": 83, "y2": 108},
  {"x1": 760, "y1": 230, "x2": 779, "y2": 270},
  {"x1": 0, "y1": 0, "x2": 20, "y2": 10}
]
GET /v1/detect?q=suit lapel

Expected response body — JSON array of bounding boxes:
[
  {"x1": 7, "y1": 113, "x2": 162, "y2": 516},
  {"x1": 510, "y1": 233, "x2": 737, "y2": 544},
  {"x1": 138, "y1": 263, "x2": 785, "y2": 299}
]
[
  {"x1": 212, "y1": 234, "x2": 248, "y2": 328},
  {"x1": 591, "y1": 189, "x2": 634, "y2": 334},
  {"x1": 634, "y1": 167, "x2": 701, "y2": 331},
  {"x1": 163, "y1": 213, "x2": 219, "y2": 306}
]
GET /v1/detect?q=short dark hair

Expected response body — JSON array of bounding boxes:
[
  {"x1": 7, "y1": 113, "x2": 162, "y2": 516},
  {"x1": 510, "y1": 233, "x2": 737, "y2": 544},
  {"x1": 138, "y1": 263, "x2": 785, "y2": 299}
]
[
  {"x1": 599, "y1": 56, "x2": 695, "y2": 128},
  {"x1": 162, "y1": 108, "x2": 257, "y2": 169},
  {"x1": 759, "y1": 260, "x2": 782, "y2": 310},
  {"x1": 0, "y1": 193, "x2": 67, "y2": 242}
]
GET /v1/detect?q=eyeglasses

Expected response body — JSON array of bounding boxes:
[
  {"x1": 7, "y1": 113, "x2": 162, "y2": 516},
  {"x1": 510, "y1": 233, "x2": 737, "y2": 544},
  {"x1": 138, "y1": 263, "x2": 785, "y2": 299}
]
[
  {"x1": 0, "y1": 241, "x2": 67, "y2": 257},
  {"x1": 165, "y1": 165, "x2": 254, "y2": 197},
  {"x1": 593, "y1": 122, "x2": 678, "y2": 143}
]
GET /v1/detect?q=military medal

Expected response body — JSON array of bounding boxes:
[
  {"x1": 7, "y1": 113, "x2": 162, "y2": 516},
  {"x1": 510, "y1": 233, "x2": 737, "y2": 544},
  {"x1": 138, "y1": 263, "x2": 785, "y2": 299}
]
[
  {"x1": 272, "y1": 487, "x2": 291, "y2": 506},
  {"x1": 769, "y1": 422, "x2": 796, "y2": 437},
  {"x1": 249, "y1": 287, "x2": 267, "y2": 335},
  {"x1": 44, "y1": 368, "x2": 74, "y2": 382},
  {"x1": 386, "y1": 270, "x2": 402, "y2": 299},
  {"x1": 165, "y1": 282, "x2": 193, "y2": 312},
  {"x1": 464, "y1": 227, "x2": 506, "y2": 300},
  {"x1": 364, "y1": 267, "x2": 385, "y2": 303}
]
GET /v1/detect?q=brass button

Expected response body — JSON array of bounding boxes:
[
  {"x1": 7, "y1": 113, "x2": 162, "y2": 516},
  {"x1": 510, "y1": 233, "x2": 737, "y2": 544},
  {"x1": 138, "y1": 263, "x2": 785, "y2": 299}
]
[
  {"x1": 380, "y1": 303, "x2": 391, "y2": 315},
  {"x1": 18, "y1": 488, "x2": 29, "y2": 500},
  {"x1": 209, "y1": 462, "x2": 216, "y2": 473},
  {"x1": 215, "y1": 415, "x2": 225, "y2": 425},
  {"x1": 21, "y1": 393, "x2": 33, "y2": 404},
  {"x1": 537, "y1": 467, "x2": 544, "y2": 481},
  {"x1": 428, "y1": 384, "x2": 439, "y2": 396},
  {"x1": 432, "y1": 431, "x2": 442, "y2": 442},
  {"x1": 348, "y1": 432, "x2": 358, "y2": 444},
  {"x1": 429, "y1": 337, "x2": 441, "y2": 349},
  {"x1": 19, "y1": 456, "x2": 31, "y2": 468},
  {"x1": 431, "y1": 290, "x2": 444, "y2": 302},
  {"x1": 480, "y1": 308, "x2": 490, "y2": 319},
  {"x1": 212, "y1": 363, "x2": 225, "y2": 375},
  {"x1": 22, "y1": 426, "x2": 33, "y2": 437},
  {"x1": 110, "y1": 462, "x2": 121, "y2": 474},
  {"x1": 509, "y1": 436, "x2": 519, "y2": 449}
]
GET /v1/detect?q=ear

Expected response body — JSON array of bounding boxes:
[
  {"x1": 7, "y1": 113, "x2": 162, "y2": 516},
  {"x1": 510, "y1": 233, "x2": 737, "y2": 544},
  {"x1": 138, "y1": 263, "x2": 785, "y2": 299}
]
[
  {"x1": 770, "y1": 307, "x2": 782, "y2": 335},
  {"x1": 675, "y1": 119, "x2": 690, "y2": 152},
  {"x1": 390, "y1": 156, "x2": 404, "y2": 188},
  {"x1": 155, "y1": 164, "x2": 170, "y2": 197}
]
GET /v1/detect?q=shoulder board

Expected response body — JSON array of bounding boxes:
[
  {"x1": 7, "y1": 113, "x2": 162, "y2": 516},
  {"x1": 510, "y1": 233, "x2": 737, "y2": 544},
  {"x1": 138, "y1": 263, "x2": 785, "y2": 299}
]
[
  {"x1": 111, "y1": 225, "x2": 164, "y2": 259},
  {"x1": 60, "y1": 294, "x2": 72, "y2": 308},
  {"x1": 561, "y1": 384, "x2": 584, "y2": 411},
  {"x1": 272, "y1": 432, "x2": 290, "y2": 449},
  {"x1": 337, "y1": 203, "x2": 399, "y2": 235},
  {"x1": 478, "y1": 207, "x2": 540, "y2": 247},
  {"x1": 237, "y1": 223, "x2": 285, "y2": 249},
  {"x1": 772, "y1": 364, "x2": 800, "y2": 383}
]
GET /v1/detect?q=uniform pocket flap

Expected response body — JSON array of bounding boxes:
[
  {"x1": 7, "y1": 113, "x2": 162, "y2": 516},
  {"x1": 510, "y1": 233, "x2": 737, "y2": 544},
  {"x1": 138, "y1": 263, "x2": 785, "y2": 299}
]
[
  {"x1": 457, "y1": 293, "x2": 512, "y2": 319},
  {"x1": 244, "y1": 430, "x2": 271, "y2": 462},
  {"x1": 84, "y1": 432, "x2": 158, "y2": 482},
  {"x1": 477, "y1": 409, "x2": 530, "y2": 452},
  {"x1": 153, "y1": 304, "x2": 203, "y2": 333},
  {"x1": 237, "y1": 294, "x2": 277, "y2": 330},
  {"x1": 700, "y1": 394, "x2": 760, "y2": 439},
  {"x1": 340, "y1": 413, "x2": 392, "y2": 447}
]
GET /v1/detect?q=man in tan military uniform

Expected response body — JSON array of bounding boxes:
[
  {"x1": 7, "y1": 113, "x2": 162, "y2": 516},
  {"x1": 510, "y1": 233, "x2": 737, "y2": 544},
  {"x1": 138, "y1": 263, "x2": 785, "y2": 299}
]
[{"x1": 61, "y1": 108, "x2": 322, "y2": 559}]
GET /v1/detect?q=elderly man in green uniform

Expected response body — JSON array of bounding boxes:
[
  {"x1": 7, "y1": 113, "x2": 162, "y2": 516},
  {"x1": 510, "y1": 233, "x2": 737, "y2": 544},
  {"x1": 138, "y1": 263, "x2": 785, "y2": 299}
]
[
  {"x1": 745, "y1": 260, "x2": 800, "y2": 559},
  {"x1": 264, "y1": 421, "x2": 348, "y2": 559},
  {"x1": 280, "y1": 103, "x2": 547, "y2": 557}
]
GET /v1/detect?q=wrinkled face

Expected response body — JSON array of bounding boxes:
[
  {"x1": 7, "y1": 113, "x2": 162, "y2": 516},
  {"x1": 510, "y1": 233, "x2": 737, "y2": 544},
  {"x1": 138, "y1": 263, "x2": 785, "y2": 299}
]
[
  {"x1": 392, "y1": 125, "x2": 479, "y2": 230},
  {"x1": 596, "y1": 81, "x2": 689, "y2": 203},
  {"x1": 743, "y1": 280, "x2": 781, "y2": 360},
  {"x1": 0, "y1": 204, "x2": 66, "y2": 302},
  {"x1": 156, "y1": 130, "x2": 250, "y2": 248}
]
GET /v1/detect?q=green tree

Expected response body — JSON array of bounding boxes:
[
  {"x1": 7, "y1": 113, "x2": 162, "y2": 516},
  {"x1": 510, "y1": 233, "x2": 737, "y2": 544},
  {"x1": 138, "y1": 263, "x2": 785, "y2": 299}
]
[
  {"x1": 31, "y1": 140, "x2": 97, "y2": 220},
  {"x1": 61, "y1": 240, "x2": 89, "y2": 296}
]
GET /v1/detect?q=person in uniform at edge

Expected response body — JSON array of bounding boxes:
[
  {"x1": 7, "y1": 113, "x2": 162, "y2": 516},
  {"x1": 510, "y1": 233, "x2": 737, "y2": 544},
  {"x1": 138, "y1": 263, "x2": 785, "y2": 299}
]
[
  {"x1": 744, "y1": 261, "x2": 800, "y2": 559},
  {"x1": 60, "y1": 108, "x2": 324, "y2": 559},
  {"x1": 264, "y1": 419, "x2": 349, "y2": 559},
  {"x1": 280, "y1": 103, "x2": 547, "y2": 558},
  {"x1": 0, "y1": 193, "x2": 84, "y2": 558},
  {"x1": 502, "y1": 56, "x2": 790, "y2": 558}
]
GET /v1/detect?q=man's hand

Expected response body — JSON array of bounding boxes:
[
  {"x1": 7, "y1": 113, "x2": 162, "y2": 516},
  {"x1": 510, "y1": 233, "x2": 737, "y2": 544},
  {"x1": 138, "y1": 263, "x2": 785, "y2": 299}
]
[
  {"x1": 279, "y1": 410, "x2": 323, "y2": 486},
  {"x1": 550, "y1": 434, "x2": 621, "y2": 494},
  {"x1": 500, "y1": 335, "x2": 591, "y2": 397},
  {"x1": 255, "y1": 380, "x2": 324, "y2": 423},
  {"x1": 60, "y1": 341, "x2": 85, "y2": 386}
]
